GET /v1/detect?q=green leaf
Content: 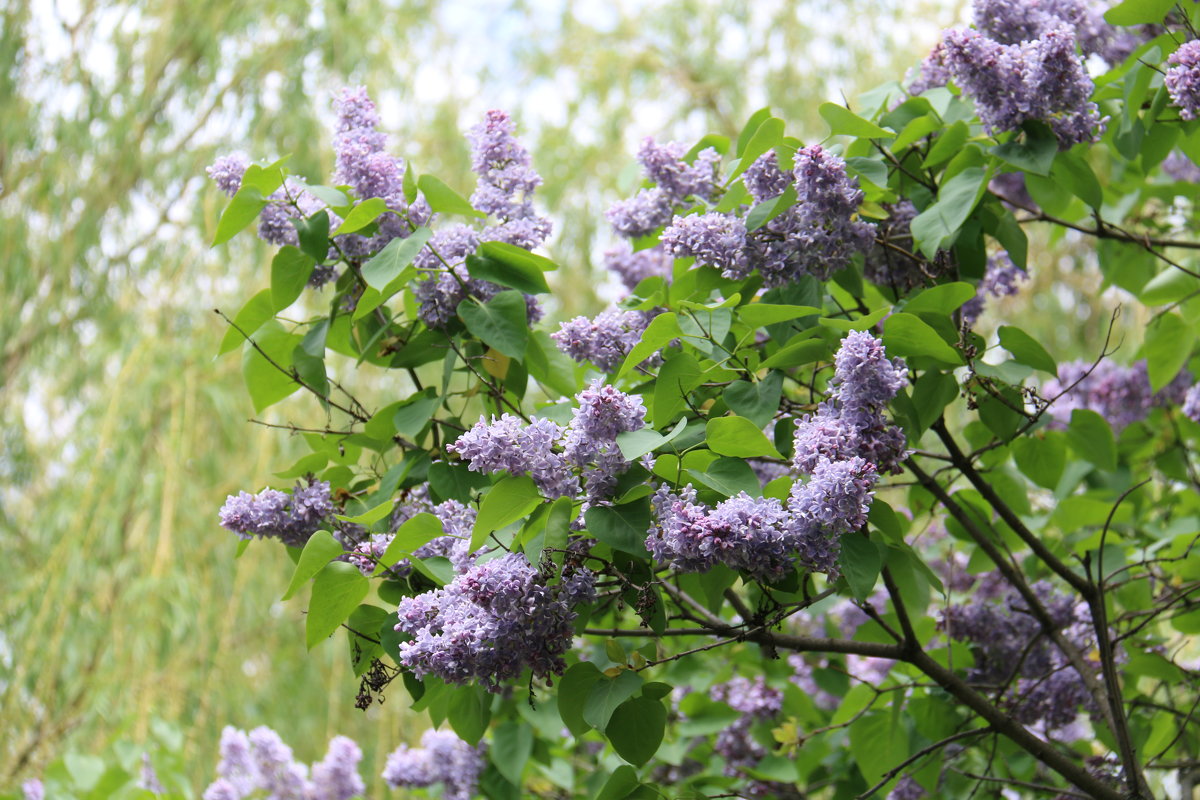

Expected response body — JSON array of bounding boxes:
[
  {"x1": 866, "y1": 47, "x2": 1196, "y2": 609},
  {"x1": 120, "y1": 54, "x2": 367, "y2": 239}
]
[
  {"x1": 447, "y1": 684, "x2": 491, "y2": 745},
  {"x1": 892, "y1": 114, "x2": 940, "y2": 151},
  {"x1": 1105, "y1": 0, "x2": 1174, "y2": 25},
  {"x1": 466, "y1": 253, "x2": 550, "y2": 295},
  {"x1": 616, "y1": 418, "x2": 688, "y2": 461},
  {"x1": 596, "y1": 766, "x2": 642, "y2": 800},
  {"x1": 361, "y1": 227, "x2": 432, "y2": 289},
  {"x1": 583, "y1": 669, "x2": 643, "y2": 730},
  {"x1": 294, "y1": 210, "x2": 330, "y2": 263},
  {"x1": 687, "y1": 457, "x2": 762, "y2": 498},
  {"x1": 1012, "y1": 434, "x2": 1066, "y2": 490},
  {"x1": 213, "y1": 187, "x2": 268, "y2": 246},
  {"x1": 471, "y1": 476, "x2": 543, "y2": 551},
  {"x1": 758, "y1": 338, "x2": 827, "y2": 370},
  {"x1": 990, "y1": 122, "x2": 1057, "y2": 176},
  {"x1": 480, "y1": 240, "x2": 558, "y2": 271},
  {"x1": 218, "y1": 289, "x2": 275, "y2": 356},
  {"x1": 619, "y1": 313, "x2": 685, "y2": 377},
  {"x1": 653, "y1": 352, "x2": 703, "y2": 425},
  {"x1": 490, "y1": 722, "x2": 533, "y2": 786},
  {"x1": 270, "y1": 246, "x2": 316, "y2": 312},
  {"x1": 584, "y1": 501, "x2": 652, "y2": 558},
  {"x1": 332, "y1": 198, "x2": 389, "y2": 235},
  {"x1": 736, "y1": 108, "x2": 774, "y2": 157},
  {"x1": 1066, "y1": 409, "x2": 1117, "y2": 472},
  {"x1": 303, "y1": 184, "x2": 351, "y2": 208},
  {"x1": 818, "y1": 306, "x2": 891, "y2": 332},
  {"x1": 732, "y1": 117, "x2": 784, "y2": 178},
  {"x1": 306, "y1": 562, "x2": 369, "y2": 649},
  {"x1": 373, "y1": 513, "x2": 445, "y2": 576},
  {"x1": 241, "y1": 321, "x2": 303, "y2": 412},
  {"x1": 1141, "y1": 268, "x2": 1200, "y2": 306},
  {"x1": 558, "y1": 662, "x2": 604, "y2": 735},
  {"x1": 923, "y1": 120, "x2": 969, "y2": 169},
  {"x1": 839, "y1": 533, "x2": 883, "y2": 601},
  {"x1": 335, "y1": 499, "x2": 395, "y2": 526},
  {"x1": 606, "y1": 697, "x2": 667, "y2": 767},
  {"x1": 846, "y1": 156, "x2": 889, "y2": 188},
  {"x1": 1052, "y1": 151, "x2": 1103, "y2": 209},
  {"x1": 723, "y1": 372, "x2": 783, "y2": 429},
  {"x1": 1141, "y1": 312, "x2": 1195, "y2": 391},
  {"x1": 418, "y1": 174, "x2": 485, "y2": 217},
  {"x1": 903, "y1": 282, "x2": 977, "y2": 315},
  {"x1": 819, "y1": 102, "x2": 894, "y2": 139},
  {"x1": 429, "y1": 462, "x2": 491, "y2": 504},
  {"x1": 706, "y1": 416, "x2": 784, "y2": 459},
  {"x1": 745, "y1": 184, "x2": 798, "y2": 231},
  {"x1": 458, "y1": 291, "x2": 529, "y2": 360},
  {"x1": 998, "y1": 326, "x2": 1057, "y2": 375},
  {"x1": 738, "y1": 303, "x2": 821, "y2": 327},
  {"x1": 881, "y1": 313, "x2": 962, "y2": 366},
  {"x1": 393, "y1": 389, "x2": 442, "y2": 440},
  {"x1": 281, "y1": 530, "x2": 344, "y2": 600},
  {"x1": 910, "y1": 167, "x2": 988, "y2": 257},
  {"x1": 848, "y1": 713, "x2": 907, "y2": 788}
]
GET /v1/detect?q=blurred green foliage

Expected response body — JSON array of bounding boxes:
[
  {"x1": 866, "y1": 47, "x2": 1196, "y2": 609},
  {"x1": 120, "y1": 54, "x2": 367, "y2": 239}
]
[{"x1": 0, "y1": 0, "x2": 950, "y2": 791}]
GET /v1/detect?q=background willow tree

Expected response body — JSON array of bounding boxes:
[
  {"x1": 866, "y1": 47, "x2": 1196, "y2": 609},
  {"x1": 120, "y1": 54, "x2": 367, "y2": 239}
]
[{"x1": 0, "y1": 0, "x2": 954, "y2": 790}]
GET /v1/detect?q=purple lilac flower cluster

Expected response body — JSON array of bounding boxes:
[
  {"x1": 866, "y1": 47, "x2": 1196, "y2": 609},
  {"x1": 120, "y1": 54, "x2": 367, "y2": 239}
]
[
  {"x1": 330, "y1": 86, "x2": 430, "y2": 258},
  {"x1": 888, "y1": 775, "x2": 927, "y2": 800},
  {"x1": 21, "y1": 780, "x2": 43, "y2": 800},
  {"x1": 1043, "y1": 359, "x2": 1190, "y2": 431},
  {"x1": 202, "y1": 726, "x2": 364, "y2": 800},
  {"x1": 942, "y1": 579, "x2": 1098, "y2": 730},
  {"x1": 448, "y1": 381, "x2": 647, "y2": 507},
  {"x1": 603, "y1": 244, "x2": 675, "y2": 290},
  {"x1": 218, "y1": 480, "x2": 333, "y2": 548},
  {"x1": 1163, "y1": 151, "x2": 1200, "y2": 183},
  {"x1": 606, "y1": 138, "x2": 721, "y2": 238},
  {"x1": 660, "y1": 147, "x2": 874, "y2": 287},
  {"x1": 1167, "y1": 41, "x2": 1200, "y2": 121},
  {"x1": 349, "y1": 496, "x2": 482, "y2": 578},
  {"x1": 961, "y1": 252, "x2": 1026, "y2": 325},
  {"x1": 863, "y1": 200, "x2": 925, "y2": 294},
  {"x1": 393, "y1": 552, "x2": 595, "y2": 689},
  {"x1": 936, "y1": 25, "x2": 1103, "y2": 148},
  {"x1": 974, "y1": 0, "x2": 1134, "y2": 61},
  {"x1": 552, "y1": 308, "x2": 653, "y2": 372},
  {"x1": 382, "y1": 729, "x2": 486, "y2": 800},
  {"x1": 709, "y1": 676, "x2": 784, "y2": 789},
  {"x1": 1183, "y1": 384, "x2": 1200, "y2": 423},
  {"x1": 793, "y1": 331, "x2": 909, "y2": 476}
]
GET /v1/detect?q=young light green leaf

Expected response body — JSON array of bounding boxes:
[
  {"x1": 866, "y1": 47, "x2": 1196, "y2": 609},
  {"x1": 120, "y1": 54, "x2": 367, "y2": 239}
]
[
  {"x1": 479, "y1": 240, "x2": 558, "y2": 272},
  {"x1": 998, "y1": 326, "x2": 1057, "y2": 375},
  {"x1": 738, "y1": 304, "x2": 821, "y2": 327},
  {"x1": 732, "y1": 117, "x2": 784, "y2": 178},
  {"x1": 1141, "y1": 312, "x2": 1195, "y2": 392},
  {"x1": 616, "y1": 418, "x2": 688, "y2": 461},
  {"x1": 881, "y1": 313, "x2": 962, "y2": 366},
  {"x1": 332, "y1": 197, "x2": 389, "y2": 235},
  {"x1": 270, "y1": 246, "x2": 316, "y2": 312},
  {"x1": 335, "y1": 498, "x2": 395, "y2": 526},
  {"x1": 819, "y1": 102, "x2": 894, "y2": 139},
  {"x1": 218, "y1": 289, "x2": 275, "y2": 356},
  {"x1": 241, "y1": 321, "x2": 303, "y2": 412},
  {"x1": 706, "y1": 416, "x2": 785, "y2": 459},
  {"x1": 282, "y1": 530, "x2": 344, "y2": 600},
  {"x1": 652, "y1": 351, "x2": 703, "y2": 425},
  {"x1": 213, "y1": 187, "x2": 267, "y2": 246},
  {"x1": 758, "y1": 338, "x2": 827, "y2": 370},
  {"x1": 361, "y1": 227, "x2": 433, "y2": 289},
  {"x1": 903, "y1": 282, "x2": 976, "y2": 315},
  {"x1": 471, "y1": 476, "x2": 543, "y2": 551},
  {"x1": 619, "y1": 313, "x2": 684, "y2": 377},
  {"x1": 910, "y1": 167, "x2": 989, "y2": 257},
  {"x1": 418, "y1": 175, "x2": 485, "y2": 217},
  {"x1": 465, "y1": 253, "x2": 550, "y2": 295},
  {"x1": 373, "y1": 513, "x2": 446, "y2": 576},
  {"x1": 305, "y1": 562, "x2": 369, "y2": 649}
]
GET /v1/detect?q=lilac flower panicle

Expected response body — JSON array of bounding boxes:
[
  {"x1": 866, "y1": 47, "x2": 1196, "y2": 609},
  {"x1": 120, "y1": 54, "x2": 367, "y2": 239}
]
[
  {"x1": 1043, "y1": 360, "x2": 1170, "y2": 431},
  {"x1": 205, "y1": 726, "x2": 368, "y2": 800},
  {"x1": 908, "y1": 42, "x2": 951, "y2": 94},
  {"x1": 394, "y1": 552, "x2": 590, "y2": 689},
  {"x1": 1163, "y1": 151, "x2": 1200, "y2": 183},
  {"x1": 202, "y1": 779, "x2": 240, "y2": 800},
  {"x1": 606, "y1": 187, "x2": 676, "y2": 239},
  {"x1": 310, "y1": 736, "x2": 365, "y2": 800},
  {"x1": 562, "y1": 380, "x2": 647, "y2": 465},
  {"x1": 833, "y1": 330, "x2": 909, "y2": 413},
  {"x1": 552, "y1": 309, "x2": 651, "y2": 372},
  {"x1": 21, "y1": 780, "x2": 44, "y2": 800},
  {"x1": 468, "y1": 110, "x2": 552, "y2": 249},
  {"x1": 383, "y1": 730, "x2": 486, "y2": 800},
  {"x1": 448, "y1": 414, "x2": 578, "y2": 499},
  {"x1": 791, "y1": 403, "x2": 907, "y2": 476},
  {"x1": 1184, "y1": 384, "x2": 1200, "y2": 423},
  {"x1": 603, "y1": 244, "x2": 674, "y2": 290},
  {"x1": 218, "y1": 480, "x2": 333, "y2": 548},
  {"x1": 742, "y1": 151, "x2": 793, "y2": 204},
  {"x1": 709, "y1": 676, "x2": 783, "y2": 778},
  {"x1": 659, "y1": 212, "x2": 750, "y2": 279},
  {"x1": 637, "y1": 138, "x2": 721, "y2": 201},
  {"x1": 787, "y1": 457, "x2": 878, "y2": 574},
  {"x1": 1167, "y1": 41, "x2": 1200, "y2": 121},
  {"x1": 962, "y1": 252, "x2": 1026, "y2": 325},
  {"x1": 207, "y1": 153, "x2": 249, "y2": 196}
]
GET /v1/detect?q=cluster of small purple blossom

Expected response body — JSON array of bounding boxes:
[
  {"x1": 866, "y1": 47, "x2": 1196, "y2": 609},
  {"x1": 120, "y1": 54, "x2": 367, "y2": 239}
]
[
  {"x1": 941, "y1": 578, "x2": 1099, "y2": 731},
  {"x1": 382, "y1": 729, "x2": 487, "y2": 800},
  {"x1": 707, "y1": 676, "x2": 793, "y2": 797},
  {"x1": 659, "y1": 147, "x2": 875, "y2": 287},
  {"x1": 448, "y1": 380, "x2": 647, "y2": 507},
  {"x1": 202, "y1": 726, "x2": 364, "y2": 800},
  {"x1": 972, "y1": 0, "x2": 1141, "y2": 63},
  {"x1": 393, "y1": 552, "x2": 595, "y2": 690},
  {"x1": 603, "y1": 244, "x2": 675, "y2": 290},
  {"x1": 348, "y1": 496, "x2": 481, "y2": 578},
  {"x1": 551, "y1": 308, "x2": 653, "y2": 372},
  {"x1": 1044, "y1": 359, "x2": 1190, "y2": 431},
  {"x1": 606, "y1": 138, "x2": 721, "y2": 239},
  {"x1": 863, "y1": 200, "x2": 925, "y2": 294},
  {"x1": 1162, "y1": 151, "x2": 1200, "y2": 183},
  {"x1": 218, "y1": 480, "x2": 333, "y2": 549},
  {"x1": 961, "y1": 252, "x2": 1026, "y2": 325},
  {"x1": 1167, "y1": 41, "x2": 1200, "y2": 121}
]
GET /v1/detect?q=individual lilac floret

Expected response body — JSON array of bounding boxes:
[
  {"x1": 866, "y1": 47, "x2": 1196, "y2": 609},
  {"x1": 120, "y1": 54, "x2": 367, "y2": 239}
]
[
  {"x1": 383, "y1": 730, "x2": 486, "y2": 800},
  {"x1": 394, "y1": 552, "x2": 592, "y2": 689},
  {"x1": 207, "y1": 153, "x2": 249, "y2": 196},
  {"x1": 962, "y1": 252, "x2": 1027, "y2": 325},
  {"x1": 1163, "y1": 151, "x2": 1200, "y2": 183},
  {"x1": 833, "y1": 331, "x2": 909, "y2": 413},
  {"x1": 1167, "y1": 42, "x2": 1200, "y2": 121},
  {"x1": 1184, "y1": 384, "x2": 1200, "y2": 423},
  {"x1": 637, "y1": 138, "x2": 721, "y2": 202},
  {"x1": 562, "y1": 380, "x2": 647, "y2": 465},
  {"x1": 552, "y1": 309, "x2": 651, "y2": 373},
  {"x1": 603, "y1": 244, "x2": 674, "y2": 290},
  {"x1": 218, "y1": 480, "x2": 332, "y2": 548},
  {"x1": 659, "y1": 212, "x2": 750, "y2": 279},
  {"x1": 448, "y1": 414, "x2": 578, "y2": 499},
  {"x1": 940, "y1": 26, "x2": 1103, "y2": 148}
]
